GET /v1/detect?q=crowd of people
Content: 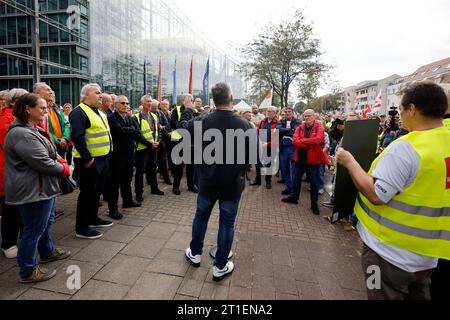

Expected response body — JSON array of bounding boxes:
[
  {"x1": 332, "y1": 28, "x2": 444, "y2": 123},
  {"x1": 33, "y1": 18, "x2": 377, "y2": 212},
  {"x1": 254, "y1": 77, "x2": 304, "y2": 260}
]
[{"x1": 0, "y1": 80, "x2": 448, "y2": 300}]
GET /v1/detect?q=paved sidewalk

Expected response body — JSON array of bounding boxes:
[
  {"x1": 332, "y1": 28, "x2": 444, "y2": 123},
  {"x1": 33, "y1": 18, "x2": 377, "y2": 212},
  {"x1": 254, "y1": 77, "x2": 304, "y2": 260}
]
[{"x1": 0, "y1": 173, "x2": 367, "y2": 300}]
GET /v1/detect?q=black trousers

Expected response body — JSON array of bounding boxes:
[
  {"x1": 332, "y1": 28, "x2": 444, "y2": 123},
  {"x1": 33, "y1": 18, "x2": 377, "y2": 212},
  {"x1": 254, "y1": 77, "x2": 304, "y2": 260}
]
[
  {"x1": 75, "y1": 157, "x2": 109, "y2": 233},
  {"x1": 157, "y1": 141, "x2": 170, "y2": 179},
  {"x1": 172, "y1": 163, "x2": 195, "y2": 190},
  {"x1": 430, "y1": 259, "x2": 450, "y2": 300},
  {"x1": 65, "y1": 146, "x2": 73, "y2": 166},
  {"x1": 135, "y1": 149, "x2": 149, "y2": 198},
  {"x1": 145, "y1": 148, "x2": 159, "y2": 191},
  {"x1": 255, "y1": 162, "x2": 272, "y2": 184},
  {"x1": 108, "y1": 152, "x2": 134, "y2": 212},
  {"x1": 0, "y1": 197, "x2": 21, "y2": 249}
]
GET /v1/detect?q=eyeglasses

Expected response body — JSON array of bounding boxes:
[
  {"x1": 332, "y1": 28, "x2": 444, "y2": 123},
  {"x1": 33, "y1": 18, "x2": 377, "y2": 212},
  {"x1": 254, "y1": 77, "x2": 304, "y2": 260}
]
[{"x1": 120, "y1": 102, "x2": 130, "y2": 105}]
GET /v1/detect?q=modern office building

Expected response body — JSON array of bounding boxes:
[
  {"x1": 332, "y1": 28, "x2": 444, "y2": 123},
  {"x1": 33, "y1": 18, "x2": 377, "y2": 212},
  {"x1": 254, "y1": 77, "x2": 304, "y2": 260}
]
[
  {"x1": 0, "y1": 0, "x2": 244, "y2": 107},
  {"x1": 0, "y1": 0, "x2": 90, "y2": 106}
]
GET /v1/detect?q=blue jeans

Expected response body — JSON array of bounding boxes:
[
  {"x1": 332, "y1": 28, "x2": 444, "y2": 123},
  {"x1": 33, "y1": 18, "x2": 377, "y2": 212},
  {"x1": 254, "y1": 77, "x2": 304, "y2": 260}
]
[
  {"x1": 190, "y1": 193, "x2": 241, "y2": 270},
  {"x1": 292, "y1": 164, "x2": 320, "y2": 209},
  {"x1": 280, "y1": 146, "x2": 296, "y2": 193},
  {"x1": 17, "y1": 198, "x2": 56, "y2": 278}
]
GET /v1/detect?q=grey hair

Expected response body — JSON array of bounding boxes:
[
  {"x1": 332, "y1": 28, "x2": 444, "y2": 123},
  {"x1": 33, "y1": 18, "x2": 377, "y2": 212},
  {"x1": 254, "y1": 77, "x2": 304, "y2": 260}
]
[
  {"x1": 161, "y1": 99, "x2": 170, "y2": 105},
  {"x1": 114, "y1": 95, "x2": 128, "y2": 104},
  {"x1": 6, "y1": 88, "x2": 29, "y2": 105},
  {"x1": 0, "y1": 89, "x2": 10, "y2": 97},
  {"x1": 80, "y1": 83, "x2": 101, "y2": 101},
  {"x1": 140, "y1": 95, "x2": 152, "y2": 105},
  {"x1": 101, "y1": 93, "x2": 112, "y2": 103},
  {"x1": 267, "y1": 106, "x2": 277, "y2": 113},
  {"x1": 152, "y1": 99, "x2": 160, "y2": 107},
  {"x1": 32, "y1": 82, "x2": 48, "y2": 94},
  {"x1": 184, "y1": 93, "x2": 193, "y2": 101}
]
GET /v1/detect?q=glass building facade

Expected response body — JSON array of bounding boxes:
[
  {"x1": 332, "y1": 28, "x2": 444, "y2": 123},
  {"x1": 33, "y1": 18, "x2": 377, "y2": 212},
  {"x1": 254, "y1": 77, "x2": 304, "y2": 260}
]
[{"x1": 0, "y1": 0, "x2": 244, "y2": 108}]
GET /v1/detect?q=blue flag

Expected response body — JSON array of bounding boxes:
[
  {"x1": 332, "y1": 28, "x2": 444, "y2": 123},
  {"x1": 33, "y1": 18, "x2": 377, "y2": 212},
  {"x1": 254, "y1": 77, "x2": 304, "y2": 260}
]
[
  {"x1": 143, "y1": 59, "x2": 147, "y2": 95},
  {"x1": 172, "y1": 58, "x2": 177, "y2": 106},
  {"x1": 203, "y1": 58, "x2": 210, "y2": 106}
]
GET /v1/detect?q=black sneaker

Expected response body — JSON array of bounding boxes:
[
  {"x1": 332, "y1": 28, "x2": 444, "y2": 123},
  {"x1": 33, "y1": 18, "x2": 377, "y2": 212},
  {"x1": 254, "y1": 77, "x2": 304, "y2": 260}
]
[
  {"x1": 282, "y1": 197, "x2": 298, "y2": 204},
  {"x1": 89, "y1": 218, "x2": 114, "y2": 228},
  {"x1": 250, "y1": 180, "x2": 261, "y2": 186},
  {"x1": 109, "y1": 210, "x2": 123, "y2": 220},
  {"x1": 123, "y1": 201, "x2": 141, "y2": 208},
  {"x1": 266, "y1": 183, "x2": 272, "y2": 189},
  {"x1": 151, "y1": 189, "x2": 165, "y2": 196},
  {"x1": 281, "y1": 189, "x2": 291, "y2": 196},
  {"x1": 172, "y1": 188, "x2": 181, "y2": 196},
  {"x1": 76, "y1": 228, "x2": 103, "y2": 240},
  {"x1": 311, "y1": 207, "x2": 320, "y2": 215},
  {"x1": 188, "y1": 186, "x2": 199, "y2": 194},
  {"x1": 136, "y1": 195, "x2": 144, "y2": 202}
]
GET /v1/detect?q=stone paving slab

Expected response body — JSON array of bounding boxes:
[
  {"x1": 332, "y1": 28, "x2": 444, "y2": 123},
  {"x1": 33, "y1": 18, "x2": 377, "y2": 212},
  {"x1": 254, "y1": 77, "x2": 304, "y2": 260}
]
[
  {"x1": 1, "y1": 173, "x2": 367, "y2": 300},
  {"x1": 71, "y1": 279, "x2": 130, "y2": 300}
]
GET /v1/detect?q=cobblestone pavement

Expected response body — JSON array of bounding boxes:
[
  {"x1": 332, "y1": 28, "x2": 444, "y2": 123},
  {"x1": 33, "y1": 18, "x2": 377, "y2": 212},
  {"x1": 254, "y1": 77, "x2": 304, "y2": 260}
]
[{"x1": 0, "y1": 172, "x2": 367, "y2": 300}]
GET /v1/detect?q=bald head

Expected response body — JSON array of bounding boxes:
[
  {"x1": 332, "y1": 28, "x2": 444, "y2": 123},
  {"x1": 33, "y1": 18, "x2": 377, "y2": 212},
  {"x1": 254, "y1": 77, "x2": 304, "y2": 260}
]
[{"x1": 303, "y1": 109, "x2": 315, "y2": 126}]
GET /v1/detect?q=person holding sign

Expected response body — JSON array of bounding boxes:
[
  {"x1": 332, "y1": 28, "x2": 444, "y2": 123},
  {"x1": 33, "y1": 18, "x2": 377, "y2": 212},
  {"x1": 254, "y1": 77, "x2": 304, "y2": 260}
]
[{"x1": 336, "y1": 81, "x2": 450, "y2": 300}]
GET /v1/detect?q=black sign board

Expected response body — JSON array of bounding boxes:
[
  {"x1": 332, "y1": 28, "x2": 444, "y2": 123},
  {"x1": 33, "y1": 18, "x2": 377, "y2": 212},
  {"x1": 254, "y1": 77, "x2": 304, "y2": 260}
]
[{"x1": 331, "y1": 119, "x2": 379, "y2": 223}]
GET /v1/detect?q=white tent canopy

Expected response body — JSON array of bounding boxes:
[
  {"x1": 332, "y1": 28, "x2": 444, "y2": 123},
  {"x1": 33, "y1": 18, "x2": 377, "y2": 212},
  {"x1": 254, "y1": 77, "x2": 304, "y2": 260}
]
[{"x1": 233, "y1": 100, "x2": 251, "y2": 112}]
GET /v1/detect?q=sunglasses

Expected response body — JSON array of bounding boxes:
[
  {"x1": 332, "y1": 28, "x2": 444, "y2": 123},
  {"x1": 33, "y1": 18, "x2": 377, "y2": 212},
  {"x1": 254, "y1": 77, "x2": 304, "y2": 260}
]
[{"x1": 120, "y1": 102, "x2": 130, "y2": 105}]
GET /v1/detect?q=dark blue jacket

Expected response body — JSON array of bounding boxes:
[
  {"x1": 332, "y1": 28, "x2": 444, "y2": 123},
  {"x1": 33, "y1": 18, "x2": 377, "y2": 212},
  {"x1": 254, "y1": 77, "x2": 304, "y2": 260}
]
[{"x1": 276, "y1": 118, "x2": 300, "y2": 150}]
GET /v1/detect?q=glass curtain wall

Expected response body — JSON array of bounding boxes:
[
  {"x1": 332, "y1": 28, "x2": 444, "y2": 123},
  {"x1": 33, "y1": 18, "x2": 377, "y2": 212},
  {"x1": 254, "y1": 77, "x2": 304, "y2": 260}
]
[
  {"x1": 0, "y1": 0, "x2": 90, "y2": 106},
  {"x1": 91, "y1": 0, "x2": 244, "y2": 108}
]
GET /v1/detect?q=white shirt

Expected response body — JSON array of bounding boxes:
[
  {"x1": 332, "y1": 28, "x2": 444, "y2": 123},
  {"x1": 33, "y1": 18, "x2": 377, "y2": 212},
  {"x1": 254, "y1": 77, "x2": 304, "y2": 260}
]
[
  {"x1": 286, "y1": 121, "x2": 291, "y2": 129},
  {"x1": 358, "y1": 140, "x2": 438, "y2": 272},
  {"x1": 251, "y1": 113, "x2": 265, "y2": 123}
]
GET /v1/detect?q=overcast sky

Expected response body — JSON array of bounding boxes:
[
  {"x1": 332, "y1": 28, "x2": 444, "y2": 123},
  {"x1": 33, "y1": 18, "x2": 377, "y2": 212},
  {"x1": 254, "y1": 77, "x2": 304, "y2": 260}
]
[{"x1": 171, "y1": 0, "x2": 450, "y2": 91}]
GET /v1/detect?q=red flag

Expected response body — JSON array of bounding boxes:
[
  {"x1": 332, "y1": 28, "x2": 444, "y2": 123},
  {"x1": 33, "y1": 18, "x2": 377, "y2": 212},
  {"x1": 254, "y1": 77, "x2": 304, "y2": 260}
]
[
  {"x1": 363, "y1": 104, "x2": 372, "y2": 119},
  {"x1": 188, "y1": 58, "x2": 193, "y2": 94},
  {"x1": 157, "y1": 57, "x2": 162, "y2": 102}
]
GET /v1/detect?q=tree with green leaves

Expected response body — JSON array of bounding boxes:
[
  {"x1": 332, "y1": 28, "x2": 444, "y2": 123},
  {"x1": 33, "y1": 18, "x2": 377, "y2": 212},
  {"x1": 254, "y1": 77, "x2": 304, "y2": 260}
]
[{"x1": 240, "y1": 10, "x2": 330, "y2": 108}]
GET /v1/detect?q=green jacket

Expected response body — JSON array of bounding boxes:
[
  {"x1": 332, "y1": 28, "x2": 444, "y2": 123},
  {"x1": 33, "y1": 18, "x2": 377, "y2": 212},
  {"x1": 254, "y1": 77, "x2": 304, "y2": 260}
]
[{"x1": 48, "y1": 105, "x2": 71, "y2": 146}]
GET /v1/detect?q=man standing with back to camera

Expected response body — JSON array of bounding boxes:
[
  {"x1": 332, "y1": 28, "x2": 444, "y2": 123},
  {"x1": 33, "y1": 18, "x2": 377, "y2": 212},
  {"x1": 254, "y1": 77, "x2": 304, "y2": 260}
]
[{"x1": 184, "y1": 83, "x2": 252, "y2": 281}]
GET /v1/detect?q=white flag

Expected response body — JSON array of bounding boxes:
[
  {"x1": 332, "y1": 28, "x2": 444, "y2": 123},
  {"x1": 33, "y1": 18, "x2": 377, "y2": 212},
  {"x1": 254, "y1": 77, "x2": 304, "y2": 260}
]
[
  {"x1": 373, "y1": 90, "x2": 382, "y2": 111},
  {"x1": 260, "y1": 89, "x2": 273, "y2": 108}
]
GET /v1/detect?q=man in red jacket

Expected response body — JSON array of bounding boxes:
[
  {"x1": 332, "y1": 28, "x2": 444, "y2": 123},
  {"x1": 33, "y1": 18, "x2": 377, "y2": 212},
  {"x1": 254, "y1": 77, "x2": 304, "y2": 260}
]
[
  {"x1": 282, "y1": 109, "x2": 325, "y2": 215},
  {"x1": 250, "y1": 106, "x2": 279, "y2": 189}
]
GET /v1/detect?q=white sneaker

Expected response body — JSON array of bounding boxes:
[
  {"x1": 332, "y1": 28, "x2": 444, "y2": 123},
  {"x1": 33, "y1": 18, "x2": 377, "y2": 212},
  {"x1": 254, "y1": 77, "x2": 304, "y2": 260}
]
[
  {"x1": 2, "y1": 245, "x2": 18, "y2": 259},
  {"x1": 213, "y1": 261, "x2": 234, "y2": 282},
  {"x1": 185, "y1": 247, "x2": 201, "y2": 267}
]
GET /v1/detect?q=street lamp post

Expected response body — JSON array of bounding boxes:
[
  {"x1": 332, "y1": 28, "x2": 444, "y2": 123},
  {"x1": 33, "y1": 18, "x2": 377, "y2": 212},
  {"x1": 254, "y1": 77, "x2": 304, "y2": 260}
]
[{"x1": 31, "y1": 0, "x2": 41, "y2": 83}]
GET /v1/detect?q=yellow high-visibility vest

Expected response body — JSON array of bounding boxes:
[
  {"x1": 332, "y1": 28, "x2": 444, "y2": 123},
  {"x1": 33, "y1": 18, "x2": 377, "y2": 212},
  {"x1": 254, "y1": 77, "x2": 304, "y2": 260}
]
[
  {"x1": 171, "y1": 106, "x2": 183, "y2": 141},
  {"x1": 444, "y1": 117, "x2": 450, "y2": 129},
  {"x1": 134, "y1": 112, "x2": 159, "y2": 151},
  {"x1": 73, "y1": 103, "x2": 112, "y2": 158},
  {"x1": 354, "y1": 126, "x2": 450, "y2": 260}
]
